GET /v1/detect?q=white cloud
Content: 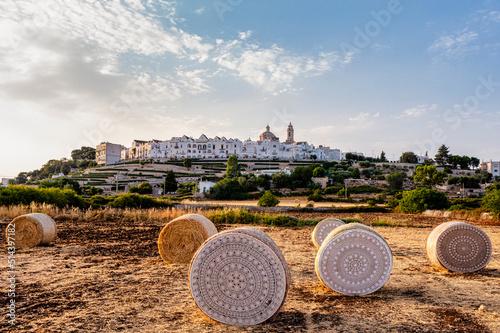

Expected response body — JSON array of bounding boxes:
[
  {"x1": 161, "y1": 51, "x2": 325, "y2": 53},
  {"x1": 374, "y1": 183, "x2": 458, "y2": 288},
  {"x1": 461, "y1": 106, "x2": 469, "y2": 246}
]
[
  {"x1": 483, "y1": 11, "x2": 500, "y2": 22},
  {"x1": 396, "y1": 104, "x2": 437, "y2": 119},
  {"x1": 238, "y1": 30, "x2": 252, "y2": 40},
  {"x1": 194, "y1": 7, "x2": 205, "y2": 15},
  {"x1": 349, "y1": 112, "x2": 379, "y2": 122},
  {"x1": 428, "y1": 28, "x2": 479, "y2": 61},
  {"x1": 212, "y1": 42, "x2": 349, "y2": 94}
]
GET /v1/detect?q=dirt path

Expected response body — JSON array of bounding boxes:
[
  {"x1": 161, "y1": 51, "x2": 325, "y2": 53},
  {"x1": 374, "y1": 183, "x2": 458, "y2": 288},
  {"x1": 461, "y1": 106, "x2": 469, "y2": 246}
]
[{"x1": 1, "y1": 214, "x2": 499, "y2": 332}]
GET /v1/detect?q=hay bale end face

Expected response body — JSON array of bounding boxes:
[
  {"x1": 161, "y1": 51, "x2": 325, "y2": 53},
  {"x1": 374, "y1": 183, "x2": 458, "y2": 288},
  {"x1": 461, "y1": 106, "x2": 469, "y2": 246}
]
[
  {"x1": 426, "y1": 221, "x2": 492, "y2": 273},
  {"x1": 157, "y1": 214, "x2": 217, "y2": 264},
  {"x1": 189, "y1": 227, "x2": 289, "y2": 325},
  {"x1": 311, "y1": 218, "x2": 345, "y2": 248},
  {"x1": 315, "y1": 224, "x2": 392, "y2": 296},
  {"x1": 7, "y1": 213, "x2": 57, "y2": 248}
]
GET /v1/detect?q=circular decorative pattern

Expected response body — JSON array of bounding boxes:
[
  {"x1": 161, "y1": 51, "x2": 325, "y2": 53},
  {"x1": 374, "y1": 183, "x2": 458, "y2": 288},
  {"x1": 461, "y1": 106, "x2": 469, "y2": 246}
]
[
  {"x1": 311, "y1": 218, "x2": 345, "y2": 248},
  {"x1": 315, "y1": 228, "x2": 392, "y2": 295},
  {"x1": 190, "y1": 230, "x2": 287, "y2": 325},
  {"x1": 427, "y1": 221, "x2": 492, "y2": 272}
]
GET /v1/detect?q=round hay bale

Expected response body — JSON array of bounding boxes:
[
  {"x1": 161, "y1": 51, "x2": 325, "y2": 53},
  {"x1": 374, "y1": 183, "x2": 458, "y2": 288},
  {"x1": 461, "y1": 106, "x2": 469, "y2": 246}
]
[
  {"x1": 158, "y1": 214, "x2": 217, "y2": 264},
  {"x1": 7, "y1": 213, "x2": 57, "y2": 247},
  {"x1": 426, "y1": 221, "x2": 492, "y2": 273},
  {"x1": 223, "y1": 227, "x2": 290, "y2": 320},
  {"x1": 311, "y1": 218, "x2": 345, "y2": 248},
  {"x1": 315, "y1": 226, "x2": 392, "y2": 296},
  {"x1": 189, "y1": 228, "x2": 288, "y2": 325},
  {"x1": 323, "y1": 222, "x2": 389, "y2": 246}
]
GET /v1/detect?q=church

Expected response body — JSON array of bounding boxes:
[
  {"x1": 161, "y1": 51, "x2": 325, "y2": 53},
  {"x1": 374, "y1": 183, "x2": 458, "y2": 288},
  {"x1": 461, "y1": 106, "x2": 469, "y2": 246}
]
[{"x1": 98, "y1": 123, "x2": 341, "y2": 164}]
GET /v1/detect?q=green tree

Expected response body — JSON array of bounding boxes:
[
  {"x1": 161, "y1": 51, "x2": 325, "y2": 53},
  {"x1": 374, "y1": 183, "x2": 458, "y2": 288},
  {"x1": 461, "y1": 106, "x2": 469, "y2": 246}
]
[
  {"x1": 209, "y1": 178, "x2": 248, "y2": 200},
  {"x1": 7, "y1": 179, "x2": 16, "y2": 185},
  {"x1": 164, "y1": 171, "x2": 178, "y2": 193},
  {"x1": 386, "y1": 172, "x2": 405, "y2": 190},
  {"x1": 413, "y1": 165, "x2": 447, "y2": 187},
  {"x1": 482, "y1": 189, "x2": 500, "y2": 218},
  {"x1": 183, "y1": 158, "x2": 192, "y2": 169},
  {"x1": 16, "y1": 172, "x2": 28, "y2": 184},
  {"x1": 60, "y1": 163, "x2": 72, "y2": 175},
  {"x1": 380, "y1": 151, "x2": 387, "y2": 162},
  {"x1": 312, "y1": 167, "x2": 326, "y2": 177},
  {"x1": 138, "y1": 182, "x2": 153, "y2": 194},
  {"x1": 470, "y1": 157, "x2": 480, "y2": 169},
  {"x1": 272, "y1": 172, "x2": 292, "y2": 189},
  {"x1": 350, "y1": 167, "x2": 360, "y2": 179},
  {"x1": 258, "y1": 191, "x2": 280, "y2": 207},
  {"x1": 400, "y1": 152, "x2": 418, "y2": 164},
  {"x1": 256, "y1": 174, "x2": 271, "y2": 190},
  {"x1": 71, "y1": 146, "x2": 96, "y2": 160},
  {"x1": 226, "y1": 155, "x2": 241, "y2": 178},
  {"x1": 434, "y1": 145, "x2": 450, "y2": 165},
  {"x1": 398, "y1": 188, "x2": 450, "y2": 213}
]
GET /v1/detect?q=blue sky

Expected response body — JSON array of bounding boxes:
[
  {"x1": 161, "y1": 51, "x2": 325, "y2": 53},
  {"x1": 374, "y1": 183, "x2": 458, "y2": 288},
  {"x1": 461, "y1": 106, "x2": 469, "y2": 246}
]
[{"x1": 1, "y1": 0, "x2": 500, "y2": 177}]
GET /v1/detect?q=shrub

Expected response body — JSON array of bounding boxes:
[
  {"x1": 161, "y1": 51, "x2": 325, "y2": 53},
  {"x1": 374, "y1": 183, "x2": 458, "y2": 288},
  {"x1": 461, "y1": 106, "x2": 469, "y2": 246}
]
[
  {"x1": 307, "y1": 189, "x2": 323, "y2": 202},
  {"x1": 109, "y1": 193, "x2": 167, "y2": 209},
  {"x1": 398, "y1": 188, "x2": 450, "y2": 214},
  {"x1": 367, "y1": 199, "x2": 377, "y2": 207},
  {"x1": 482, "y1": 189, "x2": 500, "y2": 217},
  {"x1": 0, "y1": 185, "x2": 86, "y2": 208},
  {"x1": 209, "y1": 178, "x2": 248, "y2": 200},
  {"x1": 386, "y1": 198, "x2": 399, "y2": 208},
  {"x1": 258, "y1": 191, "x2": 280, "y2": 207}
]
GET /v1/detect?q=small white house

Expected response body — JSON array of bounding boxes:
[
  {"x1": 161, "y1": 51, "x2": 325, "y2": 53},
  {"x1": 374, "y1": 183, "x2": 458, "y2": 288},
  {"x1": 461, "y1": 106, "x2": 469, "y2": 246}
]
[
  {"x1": 1, "y1": 178, "x2": 10, "y2": 187},
  {"x1": 198, "y1": 181, "x2": 216, "y2": 194}
]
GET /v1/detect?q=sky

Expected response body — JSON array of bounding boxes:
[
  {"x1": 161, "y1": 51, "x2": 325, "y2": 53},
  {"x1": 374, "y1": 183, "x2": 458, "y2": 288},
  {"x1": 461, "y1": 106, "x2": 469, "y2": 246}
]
[{"x1": 1, "y1": 0, "x2": 500, "y2": 178}]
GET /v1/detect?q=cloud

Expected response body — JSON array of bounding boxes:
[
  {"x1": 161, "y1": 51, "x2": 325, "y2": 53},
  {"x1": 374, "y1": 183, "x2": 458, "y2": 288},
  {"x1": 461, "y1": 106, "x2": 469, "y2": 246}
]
[
  {"x1": 396, "y1": 104, "x2": 437, "y2": 119},
  {"x1": 194, "y1": 7, "x2": 205, "y2": 15},
  {"x1": 349, "y1": 112, "x2": 380, "y2": 122},
  {"x1": 238, "y1": 30, "x2": 252, "y2": 40},
  {"x1": 483, "y1": 11, "x2": 500, "y2": 22},
  {"x1": 212, "y1": 41, "x2": 350, "y2": 94},
  {"x1": 371, "y1": 43, "x2": 390, "y2": 50},
  {"x1": 428, "y1": 28, "x2": 479, "y2": 61}
]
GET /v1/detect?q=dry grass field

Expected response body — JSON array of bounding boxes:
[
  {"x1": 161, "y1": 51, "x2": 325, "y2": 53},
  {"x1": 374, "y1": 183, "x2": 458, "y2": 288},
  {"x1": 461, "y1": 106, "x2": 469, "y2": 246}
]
[{"x1": 1, "y1": 209, "x2": 499, "y2": 332}]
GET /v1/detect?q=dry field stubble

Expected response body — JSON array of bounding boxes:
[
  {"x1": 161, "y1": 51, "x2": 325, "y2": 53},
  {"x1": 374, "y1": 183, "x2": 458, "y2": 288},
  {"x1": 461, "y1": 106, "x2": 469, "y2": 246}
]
[{"x1": 1, "y1": 208, "x2": 499, "y2": 332}]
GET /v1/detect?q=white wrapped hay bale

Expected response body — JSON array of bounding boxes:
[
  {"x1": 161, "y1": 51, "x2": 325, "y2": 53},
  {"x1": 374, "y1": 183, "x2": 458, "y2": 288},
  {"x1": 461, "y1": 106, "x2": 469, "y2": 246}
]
[
  {"x1": 7, "y1": 213, "x2": 57, "y2": 247},
  {"x1": 426, "y1": 221, "x2": 492, "y2": 273},
  {"x1": 311, "y1": 217, "x2": 345, "y2": 248},
  {"x1": 315, "y1": 223, "x2": 392, "y2": 296},
  {"x1": 189, "y1": 227, "x2": 289, "y2": 325},
  {"x1": 157, "y1": 214, "x2": 217, "y2": 264}
]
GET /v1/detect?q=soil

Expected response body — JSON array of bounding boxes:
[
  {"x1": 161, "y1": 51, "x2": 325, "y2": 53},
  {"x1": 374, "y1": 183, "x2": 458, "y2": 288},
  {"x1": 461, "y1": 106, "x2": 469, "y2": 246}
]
[{"x1": 1, "y1": 212, "x2": 499, "y2": 332}]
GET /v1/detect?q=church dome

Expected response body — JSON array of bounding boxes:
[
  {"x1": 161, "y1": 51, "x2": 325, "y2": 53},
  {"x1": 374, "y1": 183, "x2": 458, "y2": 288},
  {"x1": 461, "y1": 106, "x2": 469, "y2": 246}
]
[{"x1": 259, "y1": 125, "x2": 279, "y2": 141}]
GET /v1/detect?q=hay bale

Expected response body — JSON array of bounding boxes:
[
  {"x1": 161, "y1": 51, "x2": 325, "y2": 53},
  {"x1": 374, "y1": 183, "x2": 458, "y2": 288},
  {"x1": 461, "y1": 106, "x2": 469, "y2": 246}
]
[
  {"x1": 157, "y1": 214, "x2": 217, "y2": 264},
  {"x1": 189, "y1": 228, "x2": 288, "y2": 325},
  {"x1": 426, "y1": 221, "x2": 492, "y2": 273},
  {"x1": 7, "y1": 213, "x2": 57, "y2": 247},
  {"x1": 311, "y1": 218, "x2": 345, "y2": 248},
  {"x1": 223, "y1": 227, "x2": 290, "y2": 321},
  {"x1": 322, "y1": 222, "x2": 389, "y2": 246},
  {"x1": 315, "y1": 224, "x2": 392, "y2": 295}
]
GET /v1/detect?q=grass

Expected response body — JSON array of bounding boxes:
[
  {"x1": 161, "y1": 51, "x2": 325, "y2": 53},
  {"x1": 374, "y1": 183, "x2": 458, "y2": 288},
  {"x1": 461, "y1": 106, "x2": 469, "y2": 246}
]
[
  {"x1": 371, "y1": 217, "x2": 424, "y2": 228},
  {"x1": 0, "y1": 204, "x2": 318, "y2": 227}
]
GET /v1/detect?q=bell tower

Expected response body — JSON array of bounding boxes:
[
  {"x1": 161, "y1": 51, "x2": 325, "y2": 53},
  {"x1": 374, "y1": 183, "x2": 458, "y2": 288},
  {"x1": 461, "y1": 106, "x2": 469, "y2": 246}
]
[{"x1": 286, "y1": 122, "x2": 294, "y2": 144}]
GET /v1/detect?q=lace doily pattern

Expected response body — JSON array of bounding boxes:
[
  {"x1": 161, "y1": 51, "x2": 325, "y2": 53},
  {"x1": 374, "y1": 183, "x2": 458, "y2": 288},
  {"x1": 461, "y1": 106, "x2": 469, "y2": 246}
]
[
  {"x1": 316, "y1": 228, "x2": 392, "y2": 295},
  {"x1": 311, "y1": 218, "x2": 345, "y2": 248},
  {"x1": 190, "y1": 229, "x2": 287, "y2": 325},
  {"x1": 428, "y1": 221, "x2": 492, "y2": 272}
]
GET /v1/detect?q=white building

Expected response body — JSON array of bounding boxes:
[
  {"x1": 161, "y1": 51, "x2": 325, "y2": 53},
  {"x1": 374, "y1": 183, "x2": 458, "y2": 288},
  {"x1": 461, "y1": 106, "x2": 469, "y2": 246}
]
[
  {"x1": 96, "y1": 142, "x2": 124, "y2": 165},
  {"x1": 481, "y1": 161, "x2": 500, "y2": 177},
  {"x1": 100, "y1": 123, "x2": 343, "y2": 164}
]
